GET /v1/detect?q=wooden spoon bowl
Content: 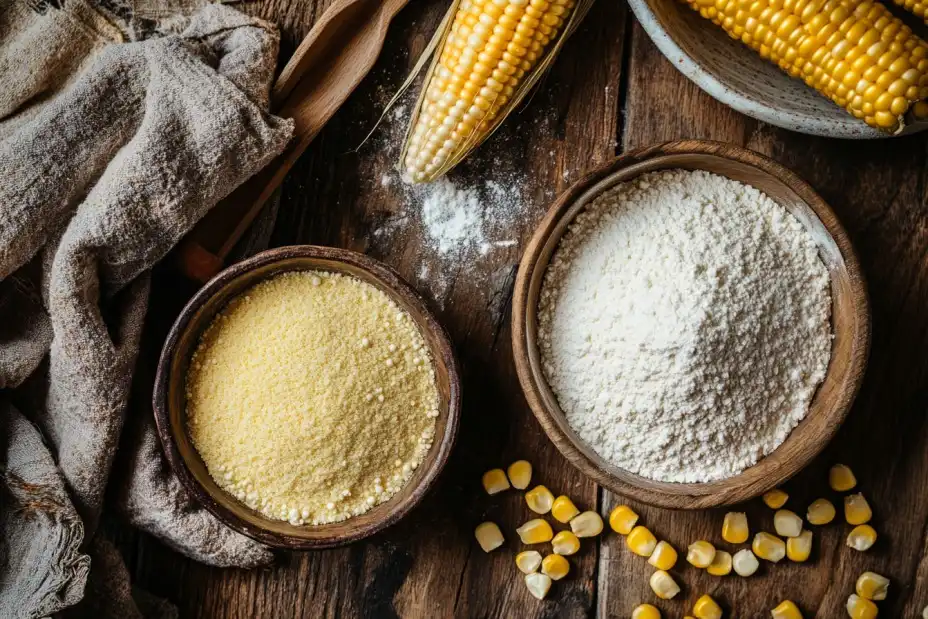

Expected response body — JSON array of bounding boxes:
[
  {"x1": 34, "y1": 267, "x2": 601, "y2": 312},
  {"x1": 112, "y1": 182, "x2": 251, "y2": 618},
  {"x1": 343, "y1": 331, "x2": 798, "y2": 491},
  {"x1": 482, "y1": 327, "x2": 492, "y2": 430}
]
[
  {"x1": 154, "y1": 246, "x2": 460, "y2": 548},
  {"x1": 512, "y1": 140, "x2": 870, "y2": 509}
]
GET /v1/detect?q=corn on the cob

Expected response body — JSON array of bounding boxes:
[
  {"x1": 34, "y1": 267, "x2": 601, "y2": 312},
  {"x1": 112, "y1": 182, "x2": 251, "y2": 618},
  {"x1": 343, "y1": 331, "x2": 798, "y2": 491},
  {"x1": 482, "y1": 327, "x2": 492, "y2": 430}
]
[
  {"x1": 855, "y1": 571, "x2": 889, "y2": 601},
  {"x1": 753, "y1": 532, "x2": 787, "y2": 562},
  {"x1": 649, "y1": 570, "x2": 681, "y2": 600},
  {"x1": 525, "y1": 572, "x2": 552, "y2": 600},
  {"x1": 632, "y1": 604, "x2": 662, "y2": 619},
  {"x1": 627, "y1": 526, "x2": 658, "y2": 557},
  {"x1": 771, "y1": 600, "x2": 804, "y2": 619},
  {"x1": 693, "y1": 594, "x2": 724, "y2": 619},
  {"x1": 846, "y1": 593, "x2": 879, "y2": 619},
  {"x1": 516, "y1": 550, "x2": 543, "y2": 573},
  {"x1": 681, "y1": 0, "x2": 928, "y2": 132},
  {"x1": 687, "y1": 540, "x2": 717, "y2": 568},
  {"x1": 807, "y1": 498, "x2": 836, "y2": 525},
  {"x1": 570, "y1": 511, "x2": 604, "y2": 537},
  {"x1": 774, "y1": 509, "x2": 804, "y2": 537},
  {"x1": 517, "y1": 518, "x2": 554, "y2": 544},
  {"x1": 402, "y1": 0, "x2": 589, "y2": 182},
  {"x1": 648, "y1": 540, "x2": 678, "y2": 570},
  {"x1": 786, "y1": 530, "x2": 813, "y2": 562},
  {"x1": 482, "y1": 468, "x2": 510, "y2": 494},
  {"x1": 722, "y1": 512, "x2": 749, "y2": 543},
  {"x1": 732, "y1": 548, "x2": 760, "y2": 576},
  {"x1": 475, "y1": 521, "x2": 505, "y2": 552},
  {"x1": 830, "y1": 463, "x2": 857, "y2": 491},
  {"x1": 507, "y1": 460, "x2": 532, "y2": 489},
  {"x1": 541, "y1": 553, "x2": 570, "y2": 580},
  {"x1": 552, "y1": 530, "x2": 581, "y2": 555},
  {"x1": 707, "y1": 550, "x2": 732, "y2": 576},
  {"x1": 551, "y1": 495, "x2": 580, "y2": 523},
  {"x1": 845, "y1": 493, "x2": 873, "y2": 525},
  {"x1": 763, "y1": 488, "x2": 789, "y2": 509},
  {"x1": 847, "y1": 524, "x2": 878, "y2": 550},
  {"x1": 525, "y1": 485, "x2": 555, "y2": 514},
  {"x1": 609, "y1": 505, "x2": 639, "y2": 534}
]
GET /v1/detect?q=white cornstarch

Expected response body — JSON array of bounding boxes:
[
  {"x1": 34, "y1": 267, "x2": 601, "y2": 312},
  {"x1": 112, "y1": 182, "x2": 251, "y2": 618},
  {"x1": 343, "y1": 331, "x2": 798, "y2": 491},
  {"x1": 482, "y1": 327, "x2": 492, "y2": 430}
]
[{"x1": 538, "y1": 169, "x2": 832, "y2": 483}]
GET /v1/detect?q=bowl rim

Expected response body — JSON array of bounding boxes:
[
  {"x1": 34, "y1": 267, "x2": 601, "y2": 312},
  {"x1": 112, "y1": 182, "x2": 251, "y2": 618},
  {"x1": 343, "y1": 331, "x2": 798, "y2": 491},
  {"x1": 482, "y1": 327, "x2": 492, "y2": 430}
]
[
  {"x1": 153, "y1": 245, "x2": 461, "y2": 548},
  {"x1": 512, "y1": 139, "x2": 871, "y2": 509}
]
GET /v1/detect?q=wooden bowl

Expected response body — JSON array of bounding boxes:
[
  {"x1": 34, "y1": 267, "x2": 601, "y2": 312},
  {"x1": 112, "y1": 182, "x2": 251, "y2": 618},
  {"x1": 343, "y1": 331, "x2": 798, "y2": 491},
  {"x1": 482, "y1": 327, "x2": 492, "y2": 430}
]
[
  {"x1": 153, "y1": 246, "x2": 461, "y2": 548},
  {"x1": 512, "y1": 140, "x2": 870, "y2": 509}
]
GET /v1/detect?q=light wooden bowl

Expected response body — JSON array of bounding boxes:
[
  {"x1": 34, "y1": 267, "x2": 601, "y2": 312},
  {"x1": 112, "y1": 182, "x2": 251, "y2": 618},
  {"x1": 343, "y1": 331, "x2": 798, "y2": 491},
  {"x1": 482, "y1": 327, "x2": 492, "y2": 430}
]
[
  {"x1": 512, "y1": 140, "x2": 870, "y2": 509},
  {"x1": 154, "y1": 246, "x2": 461, "y2": 548}
]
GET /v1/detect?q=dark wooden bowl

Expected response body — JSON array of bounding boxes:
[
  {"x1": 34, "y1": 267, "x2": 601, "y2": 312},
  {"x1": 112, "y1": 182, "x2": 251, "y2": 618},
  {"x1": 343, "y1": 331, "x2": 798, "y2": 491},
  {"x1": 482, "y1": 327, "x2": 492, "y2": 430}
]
[
  {"x1": 512, "y1": 140, "x2": 870, "y2": 509},
  {"x1": 154, "y1": 246, "x2": 461, "y2": 548}
]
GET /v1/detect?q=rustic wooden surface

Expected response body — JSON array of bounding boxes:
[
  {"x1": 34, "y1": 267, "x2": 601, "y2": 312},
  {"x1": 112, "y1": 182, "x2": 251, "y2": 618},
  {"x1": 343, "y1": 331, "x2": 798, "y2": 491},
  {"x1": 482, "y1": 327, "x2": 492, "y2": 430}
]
[{"x1": 125, "y1": 0, "x2": 928, "y2": 616}]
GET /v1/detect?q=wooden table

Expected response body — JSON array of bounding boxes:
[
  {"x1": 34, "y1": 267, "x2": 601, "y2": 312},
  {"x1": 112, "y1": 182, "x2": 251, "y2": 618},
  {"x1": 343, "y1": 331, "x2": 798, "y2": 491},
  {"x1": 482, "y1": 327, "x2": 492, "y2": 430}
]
[{"x1": 126, "y1": 0, "x2": 928, "y2": 616}]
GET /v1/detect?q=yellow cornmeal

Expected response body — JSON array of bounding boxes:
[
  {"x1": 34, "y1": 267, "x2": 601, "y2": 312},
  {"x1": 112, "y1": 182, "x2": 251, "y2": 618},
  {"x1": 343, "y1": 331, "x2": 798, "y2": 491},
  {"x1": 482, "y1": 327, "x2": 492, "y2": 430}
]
[{"x1": 186, "y1": 270, "x2": 439, "y2": 526}]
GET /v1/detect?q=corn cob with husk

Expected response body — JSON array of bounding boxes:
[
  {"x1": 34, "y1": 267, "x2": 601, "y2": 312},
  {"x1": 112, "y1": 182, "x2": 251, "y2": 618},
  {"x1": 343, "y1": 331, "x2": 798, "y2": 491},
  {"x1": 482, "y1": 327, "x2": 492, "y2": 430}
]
[
  {"x1": 681, "y1": 0, "x2": 928, "y2": 132},
  {"x1": 401, "y1": 0, "x2": 593, "y2": 183}
]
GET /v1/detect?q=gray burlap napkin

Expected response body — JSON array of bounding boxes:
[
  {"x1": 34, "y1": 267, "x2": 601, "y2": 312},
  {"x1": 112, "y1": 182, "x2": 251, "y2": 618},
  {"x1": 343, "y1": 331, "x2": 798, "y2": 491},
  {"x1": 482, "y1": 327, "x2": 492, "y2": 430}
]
[{"x1": 0, "y1": 1, "x2": 294, "y2": 616}]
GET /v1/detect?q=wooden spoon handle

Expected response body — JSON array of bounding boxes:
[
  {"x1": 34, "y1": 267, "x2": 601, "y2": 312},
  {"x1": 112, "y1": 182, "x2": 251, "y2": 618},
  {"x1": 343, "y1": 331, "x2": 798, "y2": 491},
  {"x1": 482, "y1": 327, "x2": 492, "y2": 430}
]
[{"x1": 177, "y1": 0, "x2": 412, "y2": 282}]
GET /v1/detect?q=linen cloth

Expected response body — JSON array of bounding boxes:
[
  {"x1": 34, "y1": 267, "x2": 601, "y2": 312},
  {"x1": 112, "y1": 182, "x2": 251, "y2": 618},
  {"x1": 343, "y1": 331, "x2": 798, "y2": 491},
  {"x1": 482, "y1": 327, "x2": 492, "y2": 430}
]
[{"x1": 0, "y1": 1, "x2": 294, "y2": 616}]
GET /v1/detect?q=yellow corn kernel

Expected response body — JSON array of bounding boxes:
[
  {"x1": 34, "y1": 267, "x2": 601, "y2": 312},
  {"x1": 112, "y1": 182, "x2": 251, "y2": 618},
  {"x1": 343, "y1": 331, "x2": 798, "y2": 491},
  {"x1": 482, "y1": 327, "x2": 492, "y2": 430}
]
[
  {"x1": 722, "y1": 511, "x2": 749, "y2": 543},
  {"x1": 753, "y1": 532, "x2": 786, "y2": 563},
  {"x1": 552, "y1": 530, "x2": 580, "y2": 556},
  {"x1": 707, "y1": 550, "x2": 732, "y2": 576},
  {"x1": 771, "y1": 600, "x2": 803, "y2": 619},
  {"x1": 732, "y1": 548, "x2": 760, "y2": 576},
  {"x1": 687, "y1": 540, "x2": 717, "y2": 568},
  {"x1": 846, "y1": 593, "x2": 878, "y2": 619},
  {"x1": 632, "y1": 604, "x2": 662, "y2": 619},
  {"x1": 541, "y1": 553, "x2": 570, "y2": 580},
  {"x1": 806, "y1": 498, "x2": 836, "y2": 525},
  {"x1": 786, "y1": 530, "x2": 813, "y2": 562},
  {"x1": 570, "y1": 511, "x2": 604, "y2": 537},
  {"x1": 517, "y1": 518, "x2": 554, "y2": 544},
  {"x1": 847, "y1": 524, "x2": 878, "y2": 551},
  {"x1": 693, "y1": 594, "x2": 723, "y2": 619},
  {"x1": 475, "y1": 521, "x2": 504, "y2": 552},
  {"x1": 482, "y1": 468, "x2": 510, "y2": 495},
  {"x1": 649, "y1": 570, "x2": 681, "y2": 600},
  {"x1": 515, "y1": 550, "x2": 543, "y2": 574},
  {"x1": 507, "y1": 460, "x2": 532, "y2": 490},
  {"x1": 626, "y1": 525, "x2": 658, "y2": 557},
  {"x1": 763, "y1": 488, "x2": 789, "y2": 509},
  {"x1": 845, "y1": 493, "x2": 873, "y2": 525},
  {"x1": 855, "y1": 572, "x2": 889, "y2": 601},
  {"x1": 648, "y1": 540, "x2": 678, "y2": 570},
  {"x1": 829, "y1": 463, "x2": 857, "y2": 491},
  {"x1": 551, "y1": 495, "x2": 580, "y2": 523},
  {"x1": 774, "y1": 509, "x2": 804, "y2": 538},
  {"x1": 525, "y1": 485, "x2": 555, "y2": 514},
  {"x1": 609, "y1": 504, "x2": 639, "y2": 534},
  {"x1": 524, "y1": 572, "x2": 552, "y2": 600}
]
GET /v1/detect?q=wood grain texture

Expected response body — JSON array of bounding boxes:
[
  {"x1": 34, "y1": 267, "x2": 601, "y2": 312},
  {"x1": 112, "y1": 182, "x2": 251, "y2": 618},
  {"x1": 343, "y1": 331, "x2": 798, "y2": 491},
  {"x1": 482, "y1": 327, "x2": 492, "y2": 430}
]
[{"x1": 125, "y1": 0, "x2": 928, "y2": 617}]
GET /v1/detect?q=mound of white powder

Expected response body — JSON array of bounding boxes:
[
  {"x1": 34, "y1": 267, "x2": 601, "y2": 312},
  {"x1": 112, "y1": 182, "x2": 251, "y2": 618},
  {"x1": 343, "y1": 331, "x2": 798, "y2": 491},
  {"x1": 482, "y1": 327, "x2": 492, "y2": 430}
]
[{"x1": 537, "y1": 169, "x2": 832, "y2": 483}]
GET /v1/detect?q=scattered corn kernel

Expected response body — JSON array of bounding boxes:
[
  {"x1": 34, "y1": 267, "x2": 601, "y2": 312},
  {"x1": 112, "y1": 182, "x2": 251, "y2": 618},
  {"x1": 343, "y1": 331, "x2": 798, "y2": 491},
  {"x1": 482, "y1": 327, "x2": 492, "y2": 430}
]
[
  {"x1": 552, "y1": 530, "x2": 580, "y2": 556},
  {"x1": 524, "y1": 572, "x2": 552, "y2": 600},
  {"x1": 627, "y1": 525, "x2": 658, "y2": 557},
  {"x1": 845, "y1": 493, "x2": 873, "y2": 525},
  {"x1": 707, "y1": 550, "x2": 732, "y2": 576},
  {"x1": 693, "y1": 594, "x2": 723, "y2": 619},
  {"x1": 475, "y1": 521, "x2": 504, "y2": 552},
  {"x1": 786, "y1": 530, "x2": 813, "y2": 562},
  {"x1": 541, "y1": 554, "x2": 570, "y2": 580},
  {"x1": 515, "y1": 550, "x2": 543, "y2": 574},
  {"x1": 829, "y1": 464, "x2": 857, "y2": 492},
  {"x1": 570, "y1": 511, "x2": 604, "y2": 538},
  {"x1": 687, "y1": 540, "x2": 717, "y2": 568},
  {"x1": 552, "y1": 495, "x2": 580, "y2": 523},
  {"x1": 763, "y1": 488, "x2": 789, "y2": 509},
  {"x1": 855, "y1": 572, "x2": 889, "y2": 601},
  {"x1": 507, "y1": 460, "x2": 532, "y2": 490},
  {"x1": 771, "y1": 600, "x2": 803, "y2": 619},
  {"x1": 632, "y1": 604, "x2": 662, "y2": 619},
  {"x1": 806, "y1": 498, "x2": 836, "y2": 525},
  {"x1": 525, "y1": 485, "x2": 555, "y2": 514},
  {"x1": 847, "y1": 524, "x2": 878, "y2": 551},
  {"x1": 609, "y1": 504, "x2": 639, "y2": 535},
  {"x1": 753, "y1": 532, "x2": 786, "y2": 563},
  {"x1": 649, "y1": 570, "x2": 681, "y2": 600},
  {"x1": 648, "y1": 540, "x2": 678, "y2": 570},
  {"x1": 517, "y1": 518, "x2": 554, "y2": 545},
  {"x1": 482, "y1": 468, "x2": 510, "y2": 495},
  {"x1": 722, "y1": 512, "x2": 749, "y2": 544},
  {"x1": 846, "y1": 593, "x2": 878, "y2": 619},
  {"x1": 732, "y1": 548, "x2": 760, "y2": 576},
  {"x1": 774, "y1": 509, "x2": 804, "y2": 538}
]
